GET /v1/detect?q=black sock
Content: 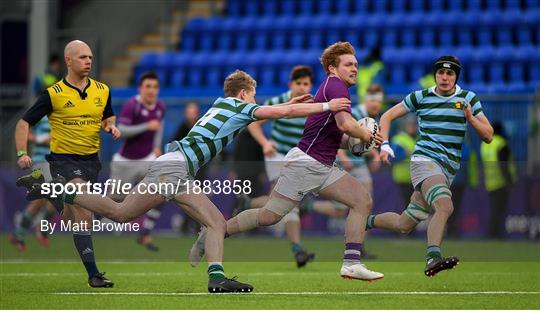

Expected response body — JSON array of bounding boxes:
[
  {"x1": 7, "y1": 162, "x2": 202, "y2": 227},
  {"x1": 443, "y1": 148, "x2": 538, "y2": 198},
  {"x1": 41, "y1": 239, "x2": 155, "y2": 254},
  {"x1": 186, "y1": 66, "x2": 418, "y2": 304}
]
[{"x1": 73, "y1": 231, "x2": 99, "y2": 278}]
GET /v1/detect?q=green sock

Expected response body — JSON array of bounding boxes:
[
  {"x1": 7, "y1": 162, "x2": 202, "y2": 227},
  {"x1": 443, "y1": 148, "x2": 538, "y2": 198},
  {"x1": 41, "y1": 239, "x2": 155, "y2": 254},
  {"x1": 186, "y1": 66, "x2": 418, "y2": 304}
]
[
  {"x1": 426, "y1": 245, "x2": 441, "y2": 261},
  {"x1": 365, "y1": 215, "x2": 376, "y2": 230},
  {"x1": 15, "y1": 210, "x2": 33, "y2": 239},
  {"x1": 208, "y1": 263, "x2": 225, "y2": 280},
  {"x1": 291, "y1": 243, "x2": 303, "y2": 254}
]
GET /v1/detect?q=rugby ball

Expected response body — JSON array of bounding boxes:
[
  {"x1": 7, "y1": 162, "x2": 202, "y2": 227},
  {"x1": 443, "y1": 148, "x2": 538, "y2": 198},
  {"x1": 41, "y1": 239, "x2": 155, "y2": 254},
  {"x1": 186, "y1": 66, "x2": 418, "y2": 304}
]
[{"x1": 347, "y1": 117, "x2": 379, "y2": 156}]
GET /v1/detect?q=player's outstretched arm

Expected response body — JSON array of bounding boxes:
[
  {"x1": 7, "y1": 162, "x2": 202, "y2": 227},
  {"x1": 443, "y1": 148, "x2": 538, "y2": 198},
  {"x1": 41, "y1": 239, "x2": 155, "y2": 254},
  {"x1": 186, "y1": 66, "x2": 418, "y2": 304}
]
[
  {"x1": 254, "y1": 97, "x2": 350, "y2": 120},
  {"x1": 247, "y1": 121, "x2": 276, "y2": 156},
  {"x1": 379, "y1": 103, "x2": 409, "y2": 165},
  {"x1": 464, "y1": 105, "x2": 493, "y2": 143}
]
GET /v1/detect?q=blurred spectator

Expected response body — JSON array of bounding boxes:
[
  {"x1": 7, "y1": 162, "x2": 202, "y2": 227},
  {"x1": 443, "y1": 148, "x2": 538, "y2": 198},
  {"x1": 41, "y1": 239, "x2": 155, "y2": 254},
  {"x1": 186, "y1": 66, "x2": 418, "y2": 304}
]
[
  {"x1": 481, "y1": 122, "x2": 517, "y2": 239},
  {"x1": 173, "y1": 101, "x2": 200, "y2": 141},
  {"x1": 391, "y1": 114, "x2": 418, "y2": 205},
  {"x1": 356, "y1": 47, "x2": 384, "y2": 103},
  {"x1": 32, "y1": 55, "x2": 61, "y2": 96},
  {"x1": 418, "y1": 72, "x2": 436, "y2": 89}
]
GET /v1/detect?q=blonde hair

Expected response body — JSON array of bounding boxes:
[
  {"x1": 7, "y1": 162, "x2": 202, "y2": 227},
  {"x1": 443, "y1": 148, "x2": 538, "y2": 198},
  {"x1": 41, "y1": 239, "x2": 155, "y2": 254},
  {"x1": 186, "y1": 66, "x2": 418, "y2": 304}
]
[
  {"x1": 320, "y1": 41, "x2": 356, "y2": 75},
  {"x1": 223, "y1": 70, "x2": 257, "y2": 97}
]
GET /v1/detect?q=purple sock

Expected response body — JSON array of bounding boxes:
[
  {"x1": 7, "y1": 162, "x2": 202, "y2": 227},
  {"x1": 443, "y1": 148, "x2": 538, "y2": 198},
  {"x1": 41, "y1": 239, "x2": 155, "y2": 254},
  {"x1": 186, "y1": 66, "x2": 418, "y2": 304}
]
[{"x1": 343, "y1": 242, "x2": 362, "y2": 266}]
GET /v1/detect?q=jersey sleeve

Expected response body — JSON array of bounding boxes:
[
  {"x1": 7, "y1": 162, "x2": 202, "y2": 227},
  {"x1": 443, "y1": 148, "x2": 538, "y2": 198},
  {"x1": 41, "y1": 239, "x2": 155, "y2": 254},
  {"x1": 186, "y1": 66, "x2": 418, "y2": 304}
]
[
  {"x1": 22, "y1": 91, "x2": 53, "y2": 126},
  {"x1": 101, "y1": 90, "x2": 114, "y2": 120},
  {"x1": 118, "y1": 100, "x2": 135, "y2": 125},
  {"x1": 325, "y1": 78, "x2": 352, "y2": 114},
  {"x1": 240, "y1": 102, "x2": 261, "y2": 121},
  {"x1": 467, "y1": 92, "x2": 484, "y2": 117},
  {"x1": 401, "y1": 91, "x2": 419, "y2": 113}
]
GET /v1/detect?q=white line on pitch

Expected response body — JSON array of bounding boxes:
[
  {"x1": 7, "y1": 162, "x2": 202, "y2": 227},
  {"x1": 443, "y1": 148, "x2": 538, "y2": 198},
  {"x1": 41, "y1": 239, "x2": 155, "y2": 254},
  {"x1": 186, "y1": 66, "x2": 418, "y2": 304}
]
[
  {"x1": 52, "y1": 291, "x2": 540, "y2": 296},
  {"x1": 1, "y1": 271, "x2": 533, "y2": 277}
]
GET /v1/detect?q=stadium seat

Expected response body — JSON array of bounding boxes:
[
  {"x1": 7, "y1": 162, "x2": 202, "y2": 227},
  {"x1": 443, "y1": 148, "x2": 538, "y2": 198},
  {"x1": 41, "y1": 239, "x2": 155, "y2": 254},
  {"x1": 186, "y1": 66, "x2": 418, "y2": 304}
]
[
  {"x1": 486, "y1": 0, "x2": 502, "y2": 11},
  {"x1": 400, "y1": 30, "x2": 416, "y2": 47},
  {"x1": 516, "y1": 27, "x2": 532, "y2": 45},
  {"x1": 526, "y1": 0, "x2": 540, "y2": 9},
  {"x1": 352, "y1": 0, "x2": 369, "y2": 13},
  {"x1": 383, "y1": 30, "x2": 398, "y2": 47},
  {"x1": 504, "y1": 0, "x2": 522, "y2": 10},
  {"x1": 488, "y1": 63, "x2": 505, "y2": 83},
  {"x1": 410, "y1": 0, "x2": 425, "y2": 12},
  {"x1": 509, "y1": 63, "x2": 525, "y2": 83},
  {"x1": 317, "y1": 0, "x2": 333, "y2": 14},
  {"x1": 279, "y1": 0, "x2": 297, "y2": 15},
  {"x1": 390, "y1": 0, "x2": 406, "y2": 12},
  {"x1": 467, "y1": 0, "x2": 483, "y2": 10},
  {"x1": 262, "y1": 1, "x2": 277, "y2": 16},
  {"x1": 448, "y1": 0, "x2": 464, "y2": 11},
  {"x1": 477, "y1": 28, "x2": 493, "y2": 46},
  {"x1": 245, "y1": 1, "x2": 259, "y2": 16},
  {"x1": 373, "y1": 0, "x2": 387, "y2": 12},
  {"x1": 428, "y1": 0, "x2": 444, "y2": 11},
  {"x1": 496, "y1": 27, "x2": 513, "y2": 46},
  {"x1": 226, "y1": 0, "x2": 241, "y2": 16},
  {"x1": 335, "y1": 0, "x2": 351, "y2": 15}
]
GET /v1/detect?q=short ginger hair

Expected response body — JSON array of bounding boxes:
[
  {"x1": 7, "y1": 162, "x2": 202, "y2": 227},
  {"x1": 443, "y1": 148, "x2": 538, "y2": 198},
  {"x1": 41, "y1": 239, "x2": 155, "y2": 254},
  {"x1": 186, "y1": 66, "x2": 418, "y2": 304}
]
[{"x1": 320, "y1": 41, "x2": 356, "y2": 75}]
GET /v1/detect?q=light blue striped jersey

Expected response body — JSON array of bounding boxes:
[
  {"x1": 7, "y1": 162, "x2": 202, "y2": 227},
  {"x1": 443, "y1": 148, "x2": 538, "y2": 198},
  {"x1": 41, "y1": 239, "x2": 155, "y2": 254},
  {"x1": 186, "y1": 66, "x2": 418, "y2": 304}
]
[
  {"x1": 401, "y1": 85, "x2": 484, "y2": 179},
  {"x1": 168, "y1": 97, "x2": 260, "y2": 176},
  {"x1": 31, "y1": 116, "x2": 51, "y2": 162},
  {"x1": 265, "y1": 91, "x2": 306, "y2": 155}
]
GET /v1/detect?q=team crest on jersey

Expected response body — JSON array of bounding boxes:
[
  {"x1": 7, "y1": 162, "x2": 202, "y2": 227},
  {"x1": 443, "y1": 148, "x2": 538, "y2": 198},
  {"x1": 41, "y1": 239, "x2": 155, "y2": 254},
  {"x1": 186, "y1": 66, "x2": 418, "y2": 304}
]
[
  {"x1": 94, "y1": 97, "x2": 103, "y2": 107},
  {"x1": 455, "y1": 101, "x2": 463, "y2": 109},
  {"x1": 141, "y1": 109, "x2": 149, "y2": 117}
]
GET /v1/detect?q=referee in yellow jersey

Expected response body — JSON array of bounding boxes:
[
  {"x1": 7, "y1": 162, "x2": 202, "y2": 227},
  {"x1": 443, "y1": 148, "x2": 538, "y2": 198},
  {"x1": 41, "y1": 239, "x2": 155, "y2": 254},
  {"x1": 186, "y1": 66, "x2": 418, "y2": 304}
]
[{"x1": 14, "y1": 40, "x2": 120, "y2": 287}]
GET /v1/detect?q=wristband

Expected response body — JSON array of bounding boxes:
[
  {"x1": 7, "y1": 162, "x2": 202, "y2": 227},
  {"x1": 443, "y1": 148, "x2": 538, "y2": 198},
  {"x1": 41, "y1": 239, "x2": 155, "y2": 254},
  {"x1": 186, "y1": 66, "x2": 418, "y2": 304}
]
[
  {"x1": 381, "y1": 141, "x2": 390, "y2": 146},
  {"x1": 322, "y1": 102, "x2": 329, "y2": 112},
  {"x1": 17, "y1": 150, "x2": 27, "y2": 158}
]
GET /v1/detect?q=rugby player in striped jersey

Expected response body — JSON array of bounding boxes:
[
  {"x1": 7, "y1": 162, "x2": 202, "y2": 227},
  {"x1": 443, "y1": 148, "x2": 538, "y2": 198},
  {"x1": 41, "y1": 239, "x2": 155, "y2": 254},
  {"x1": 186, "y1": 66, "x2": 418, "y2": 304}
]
[{"x1": 371, "y1": 56, "x2": 494, "y2": 277}]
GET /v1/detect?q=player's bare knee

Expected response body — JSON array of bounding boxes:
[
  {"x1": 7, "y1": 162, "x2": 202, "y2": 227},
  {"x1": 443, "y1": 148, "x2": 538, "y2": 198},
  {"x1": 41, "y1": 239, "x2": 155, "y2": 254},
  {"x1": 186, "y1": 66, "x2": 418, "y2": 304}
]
[
  {"x1": 398, "y1": 223, "x2": 414, "y2": 235},
  {"x1": 207, "y1": 215, "x2": 227, "y2": 235},
  {"x1": 433, "y1": 198, "x2": 454, "y2": 216}
]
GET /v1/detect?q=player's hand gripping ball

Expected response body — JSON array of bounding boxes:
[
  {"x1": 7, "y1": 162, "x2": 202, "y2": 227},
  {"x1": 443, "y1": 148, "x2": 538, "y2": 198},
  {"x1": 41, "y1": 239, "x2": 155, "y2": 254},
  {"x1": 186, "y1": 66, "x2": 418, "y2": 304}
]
[{"x1": 347, "y1": 117, "x2": 379, "y2": 156}]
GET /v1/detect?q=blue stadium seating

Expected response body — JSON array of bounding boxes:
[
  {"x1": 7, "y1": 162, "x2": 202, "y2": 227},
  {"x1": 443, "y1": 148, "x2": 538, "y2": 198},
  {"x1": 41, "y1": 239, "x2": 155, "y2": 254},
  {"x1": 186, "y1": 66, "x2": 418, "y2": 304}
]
[{"x1": 133, "y1": 0, "x2": 539, "y2": 94}]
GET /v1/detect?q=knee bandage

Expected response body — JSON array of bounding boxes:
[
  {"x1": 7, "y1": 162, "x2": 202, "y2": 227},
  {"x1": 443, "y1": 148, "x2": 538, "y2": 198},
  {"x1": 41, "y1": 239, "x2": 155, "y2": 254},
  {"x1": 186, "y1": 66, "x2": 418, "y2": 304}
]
[
  {"x1": 404, "y1": 202, "x2": 431, "y2": 223},
  {"x1": 425, "y1": 184, "x2": 452, "y2": 208},
  {"x1": 264, "y1": 196, "x2": 298, "y2": 217},
  {"x1": 237, "y1": 209, "x2": 260, "y2": 232},
  {"x1": 282, "y1": 207, "x2": 300, "y2": 224}
]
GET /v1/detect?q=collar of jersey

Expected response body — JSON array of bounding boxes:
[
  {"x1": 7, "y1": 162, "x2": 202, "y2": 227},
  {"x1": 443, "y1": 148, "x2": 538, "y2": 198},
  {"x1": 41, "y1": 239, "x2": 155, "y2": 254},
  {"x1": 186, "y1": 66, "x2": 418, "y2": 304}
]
[
  {"x1": 62, "y1": 77, "x2": 91, "y2": 99},
  {"x1": 224, "y1": 97, "x2": 246, "y2": 105},
  {"x1": 430, "y1": 84, "x2": 461, "y2": 99},
  {"x1": 135, "y1": 95, "x2": 158, "y2": 110}
]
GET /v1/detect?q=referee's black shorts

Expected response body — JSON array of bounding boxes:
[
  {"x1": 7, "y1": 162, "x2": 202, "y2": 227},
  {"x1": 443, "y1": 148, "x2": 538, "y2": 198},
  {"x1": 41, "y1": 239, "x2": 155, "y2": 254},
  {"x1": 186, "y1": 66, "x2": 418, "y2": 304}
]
[{"x1": 46, "y1": 152, "x2": 101, "y2": 183}]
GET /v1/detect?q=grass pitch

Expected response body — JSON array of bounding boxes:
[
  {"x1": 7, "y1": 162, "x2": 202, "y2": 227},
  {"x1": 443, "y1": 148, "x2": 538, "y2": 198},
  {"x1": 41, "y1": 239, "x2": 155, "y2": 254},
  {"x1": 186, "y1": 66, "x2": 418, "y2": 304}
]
[{"x1": 1, "y1": 234, "x2": 539, "y2": 309}]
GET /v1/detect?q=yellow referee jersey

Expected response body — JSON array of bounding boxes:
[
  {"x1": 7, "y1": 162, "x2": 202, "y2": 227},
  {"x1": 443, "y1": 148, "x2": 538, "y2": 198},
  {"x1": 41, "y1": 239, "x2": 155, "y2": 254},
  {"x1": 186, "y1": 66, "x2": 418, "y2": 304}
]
[{"x1": 23, "y1": 78, "x2": 114, "y2": 155}]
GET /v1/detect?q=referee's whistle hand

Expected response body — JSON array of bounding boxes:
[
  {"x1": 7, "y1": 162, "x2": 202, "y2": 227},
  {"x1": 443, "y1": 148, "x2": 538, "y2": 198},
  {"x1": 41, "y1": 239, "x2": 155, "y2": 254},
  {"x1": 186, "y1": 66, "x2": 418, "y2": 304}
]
[{"x1": 17, "y1": 155, "x2": 32, "y2": 169}]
